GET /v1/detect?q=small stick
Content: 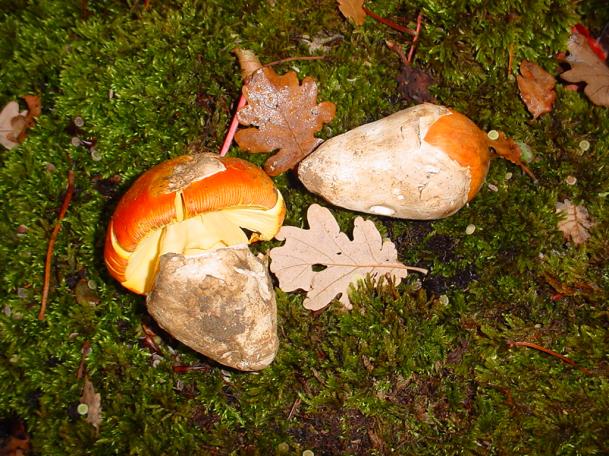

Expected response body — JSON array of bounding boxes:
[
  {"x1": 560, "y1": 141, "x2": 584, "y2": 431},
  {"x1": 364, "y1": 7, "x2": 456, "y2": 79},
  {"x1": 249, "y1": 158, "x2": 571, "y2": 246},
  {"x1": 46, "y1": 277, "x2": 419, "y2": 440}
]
[
  {"x1": 172, "y1": 364, "x2": 211, "y2": 373},
  {"x1": 362, "y1": 6, "x2": 416, "y2": 36},
  {"x1": 386, "y1": 40, "x2": 410, "y2": 66},
  {"x1": 141, "y1": 322, "x2": 163, "y2": 354},
  {"x1": 76, "y1": 340, "x2": 92, "y2": 379},
  {"x1": 507, "y1": 340, "x2": 592, "y2": 375},
  {"x1": 406, "y1": 14, "x2": 423, "y2": 64},
  {"x1": 264, "y1": 55, "x2": 326, "y2": 68},
  {"x1": 287, "y1": 397, "x2": 302, "y2": 420},
  {"x1": 508, "y1": 43, "x2": 514, "y2": 76},
  {"x1": 38, "y1": 169, "x2": 75, "y2": 320},
  {"x1": 218, "y1": 92, "x2": 246, "y2": 157}
]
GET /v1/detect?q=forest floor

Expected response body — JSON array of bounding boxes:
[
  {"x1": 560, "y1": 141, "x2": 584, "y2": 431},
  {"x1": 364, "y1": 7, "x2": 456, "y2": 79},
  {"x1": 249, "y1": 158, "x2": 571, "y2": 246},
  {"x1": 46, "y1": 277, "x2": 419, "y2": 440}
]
[{"x1": 1, "y1": 1, "x2": 608, "y2": 454}]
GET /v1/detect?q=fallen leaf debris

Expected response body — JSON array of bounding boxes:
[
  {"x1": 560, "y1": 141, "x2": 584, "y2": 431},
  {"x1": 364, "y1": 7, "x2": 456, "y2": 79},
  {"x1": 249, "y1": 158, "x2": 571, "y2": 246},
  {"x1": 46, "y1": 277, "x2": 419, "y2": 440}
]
[
  {"x1": 556, "y1": 199, "x2": 594, "y2": 245},
  {"x1": 235, "y1": 66, "x2": 336, "y2": 176},
  {"x1": 560, "y1": 28, "x2": 609, "y2": 107},
  {"x1": 517, "y1": 60, "x2": 557, "y2": 118},
  {"x1": 269, "y1": 204, "x2": 427, "y2": 311},
  {"x1": 0, "y1": 96, "x2": 41, "y2": 150},
  {"x1": 80, "y1": 376, "x2": 102, "y2": 432}
]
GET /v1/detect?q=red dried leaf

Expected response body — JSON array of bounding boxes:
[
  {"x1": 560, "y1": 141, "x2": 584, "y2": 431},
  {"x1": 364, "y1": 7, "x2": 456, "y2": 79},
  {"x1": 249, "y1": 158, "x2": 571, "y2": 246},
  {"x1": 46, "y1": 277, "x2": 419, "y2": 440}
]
[
  {"x1": 235, "y1": 67, "x2": 336, "y2": 176},
  {"x1": 517, "y1": 60, "x2": 556, "y2": 118}
]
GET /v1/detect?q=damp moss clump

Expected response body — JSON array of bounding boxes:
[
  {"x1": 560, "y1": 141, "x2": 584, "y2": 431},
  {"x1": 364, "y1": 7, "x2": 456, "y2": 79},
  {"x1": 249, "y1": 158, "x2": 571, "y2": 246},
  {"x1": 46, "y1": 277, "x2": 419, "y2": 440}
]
[{"x1": 1, "y1": 0, "x2": 608, "y2": 454}]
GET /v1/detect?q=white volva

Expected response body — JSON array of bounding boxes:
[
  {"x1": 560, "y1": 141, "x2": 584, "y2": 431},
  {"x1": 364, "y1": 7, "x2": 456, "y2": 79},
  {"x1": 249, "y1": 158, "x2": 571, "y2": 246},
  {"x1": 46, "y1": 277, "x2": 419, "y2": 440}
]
[{"x1": 298, "y1": 104, "x2": 473, "y2": 220}]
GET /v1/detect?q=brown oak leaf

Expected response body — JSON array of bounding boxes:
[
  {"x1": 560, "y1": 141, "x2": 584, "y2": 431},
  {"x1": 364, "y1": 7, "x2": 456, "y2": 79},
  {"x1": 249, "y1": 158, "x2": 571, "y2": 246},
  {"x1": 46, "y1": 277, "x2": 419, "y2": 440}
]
[
  {"x1": 517, "y1": 60, "x2": 556, "y2": 118},
  {"x1": 556, "y1": 199, "x2": 594, "y2": 245},
  {"x1": 269, "y1": 204, "x2": 427, "y2": 311},
  {"x1": 235, "y1": 67, "x2": 336, "y2": 176},
  {"x1": 338, "y1": 0, "x2": 366, "y2": 26},
  {"x1": 560, "y1": 30, "x2": 609, "y2": 106},
  {"x1": 80, "y1": 376, "x2": 102, "y2": 432}
]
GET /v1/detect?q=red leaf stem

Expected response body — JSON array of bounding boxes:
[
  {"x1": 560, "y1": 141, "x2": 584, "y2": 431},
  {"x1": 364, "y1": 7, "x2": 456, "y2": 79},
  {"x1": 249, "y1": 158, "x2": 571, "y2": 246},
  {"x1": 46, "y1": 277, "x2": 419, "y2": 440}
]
[
  {"x1": 219, "y1": 92, "x2": 246, "y2": 157},
  {"x1": 38, "y1": 169, "x2": 75, "y2": 320},
  {"x1": 362, "y1": 6, "x2": 416, "y2": 36},
  {"x1": 406, "y1": 14, "x2": 423, "y2": 64},
  {"x1": 507, "y1": 340, "x2": 592, "y2": 375}
]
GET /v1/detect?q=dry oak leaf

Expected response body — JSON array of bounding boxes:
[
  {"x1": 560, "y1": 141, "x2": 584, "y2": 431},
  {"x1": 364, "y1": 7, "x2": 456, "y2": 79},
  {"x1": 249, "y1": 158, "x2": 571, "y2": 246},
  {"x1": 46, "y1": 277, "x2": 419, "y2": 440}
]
[
  {"x1": 235, "y1": 66, "x2": 336, "y2": 176},
  {"x1": 561, "y1": 30, "x2": 609, "y2": 106},
  {"x1": 517, "y1": 60, "x2": 556, "y2": 118},
  {"x1": 0, "y1": 101, "x2": 27, "y2": 150},
  {"x1": 0, "y1": 96, "x2": 42, "y2": 150},
  {"x1": 269, "y1": 204, "x2": 427, "y2": 311},
  {"x1": 338, "y1": 0, "x2": 366, "y2": 26},
  {"x1": 556, "y1": 199, "x2": 594, "y2": 245},
  {"x1": 80, "y1": 376, "x2": 102, "y2": 432}
]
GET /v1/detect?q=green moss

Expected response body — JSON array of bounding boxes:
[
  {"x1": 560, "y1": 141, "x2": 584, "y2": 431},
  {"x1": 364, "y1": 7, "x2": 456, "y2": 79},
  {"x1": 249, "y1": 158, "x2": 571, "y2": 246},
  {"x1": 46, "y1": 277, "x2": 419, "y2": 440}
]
[{"x1": 1, "y1": 0, "x2": 608, "y2": 454}]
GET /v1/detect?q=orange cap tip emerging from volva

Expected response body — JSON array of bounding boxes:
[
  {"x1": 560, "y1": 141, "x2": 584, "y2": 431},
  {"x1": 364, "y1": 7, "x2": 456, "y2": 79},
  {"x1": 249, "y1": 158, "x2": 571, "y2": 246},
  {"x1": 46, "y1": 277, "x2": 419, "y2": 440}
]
[{"x1": 104, "y1": 153, "x2": 285, "y2": 294}]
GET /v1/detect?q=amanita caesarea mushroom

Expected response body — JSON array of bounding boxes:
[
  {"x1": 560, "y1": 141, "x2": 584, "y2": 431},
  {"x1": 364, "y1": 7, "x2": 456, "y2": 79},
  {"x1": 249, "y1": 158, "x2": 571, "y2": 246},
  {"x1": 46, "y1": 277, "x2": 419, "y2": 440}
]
[
  {"x1": 298, "y1": 103, "x2": 529, "y2": 220},
  {"x1": 104, "y1": 153, "x2": 285, "y2": 370}
]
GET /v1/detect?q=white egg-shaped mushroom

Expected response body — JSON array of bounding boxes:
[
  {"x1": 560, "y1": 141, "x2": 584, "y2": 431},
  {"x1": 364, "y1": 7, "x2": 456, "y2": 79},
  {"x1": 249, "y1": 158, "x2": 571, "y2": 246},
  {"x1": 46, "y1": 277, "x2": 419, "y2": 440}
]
[{"x1": 298, "y1": 103, "x2": 504, "y2": 220}]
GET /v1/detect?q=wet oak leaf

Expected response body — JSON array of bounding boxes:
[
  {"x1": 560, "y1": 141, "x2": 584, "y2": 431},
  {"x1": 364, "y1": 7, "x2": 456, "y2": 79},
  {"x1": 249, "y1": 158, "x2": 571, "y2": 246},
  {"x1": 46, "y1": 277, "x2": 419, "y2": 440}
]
[
  {"x1": 269, "y1": 204, "x2": 426, "y2": 311},
  {"x1": 235, "y1": 67, "x2": 336, "y2": 176},
  {"x1": 517, "y1": 60, "x2": 556, "y2": 118},
  {"x1": 561, "y1": 30, "x2": 609, "y2": 106},
  {"x1": 80, "y1": 376, "x2": 102, "y2": 432},
  {"x1": 338, "y1": 0, "x2": 366, "y2": 26},
  {"x1": 556, "y1": 199, "x2": 594, "y2": 245}
]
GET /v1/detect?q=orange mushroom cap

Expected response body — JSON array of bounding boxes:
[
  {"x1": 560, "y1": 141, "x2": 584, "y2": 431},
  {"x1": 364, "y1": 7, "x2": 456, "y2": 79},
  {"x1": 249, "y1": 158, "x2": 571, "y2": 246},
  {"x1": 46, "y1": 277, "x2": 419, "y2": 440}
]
[
  {"x1": 104, "y1": 153, "x2": 285, "y2": 294},
  {"x1": 423, "y1": 109, "x2": 493, "y2": 202}
]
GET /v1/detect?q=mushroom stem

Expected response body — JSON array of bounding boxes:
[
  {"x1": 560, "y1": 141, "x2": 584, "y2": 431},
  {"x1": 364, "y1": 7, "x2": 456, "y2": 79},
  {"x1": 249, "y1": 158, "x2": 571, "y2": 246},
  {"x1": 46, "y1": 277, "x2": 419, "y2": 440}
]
[{"x1": 146, "y1": 246, "x2": 278, "y2": 371}]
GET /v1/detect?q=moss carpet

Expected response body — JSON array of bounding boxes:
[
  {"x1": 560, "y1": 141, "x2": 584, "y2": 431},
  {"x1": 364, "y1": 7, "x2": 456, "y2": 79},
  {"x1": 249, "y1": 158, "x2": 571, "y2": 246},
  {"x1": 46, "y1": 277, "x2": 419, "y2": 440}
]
[{"x1": 1, "y1": 1, "x2": 608, "y2": 454}]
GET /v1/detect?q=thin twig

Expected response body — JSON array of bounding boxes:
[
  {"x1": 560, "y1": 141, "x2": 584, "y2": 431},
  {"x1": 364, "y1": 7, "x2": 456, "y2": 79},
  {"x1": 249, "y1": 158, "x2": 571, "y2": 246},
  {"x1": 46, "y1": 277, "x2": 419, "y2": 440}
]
[
  {"x1": 406, "y1": 14, "x2": 423, "y2": 64},
  {"x1": 172, "y1": 364, "x2": 211, "y2": 373},
  {"x1": 362, "y1": 6, "x2": 416, "y2": 36},
  {"x1": 386, "y1": 40, "x2": 410, "y2": 66},
  {"x1": 219, "y1": 92, "x2": 246, "y2": 156},
  {"x1": 287, "y1": 397, "x2": 302, "y2": 420},
  {"x1": 507, "y1": 340, "x2": 592, "y2": 375},
  {"x1": 141, "y1": 322, "x2": 163, "y2": 354},
  {"x1": 264, "y1": 55, "x2": 326, "y2": 68},
  {"x1": 76, "y1": 340, "x2": 91, "y2": 380},
  {"x1": 38, "y1": 169, "x2": 75, "y2": 320},
  {"x1": 508, "y1": 43, "x2": 514, "y2": 76}
]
